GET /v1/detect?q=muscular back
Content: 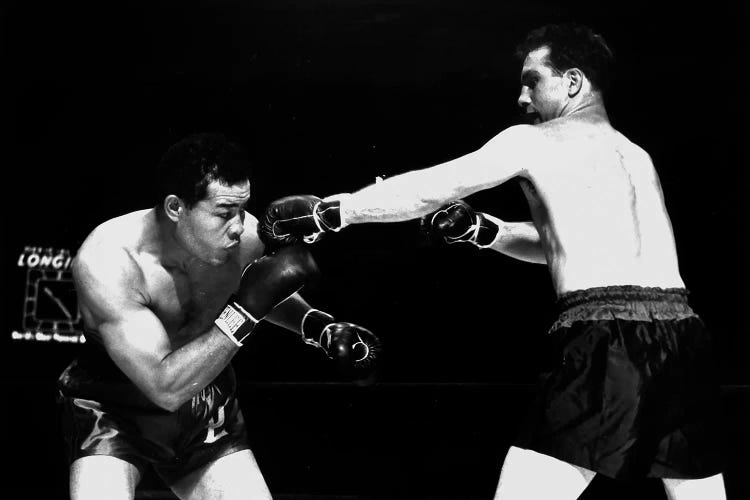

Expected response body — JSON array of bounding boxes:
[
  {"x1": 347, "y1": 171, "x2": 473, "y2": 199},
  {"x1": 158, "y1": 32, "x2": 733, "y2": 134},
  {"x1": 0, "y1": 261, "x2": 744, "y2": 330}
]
[{"x1": 522, "y1": 118, "x2": 684, "y2": 295}]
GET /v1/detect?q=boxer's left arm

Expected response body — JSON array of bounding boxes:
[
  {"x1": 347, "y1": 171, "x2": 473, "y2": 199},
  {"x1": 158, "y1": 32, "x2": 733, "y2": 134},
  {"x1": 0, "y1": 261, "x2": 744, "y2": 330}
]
[
  {"x1": 259, "y1": 125, "x2": 545, "y2": 247},
  {"x1": 339, "y1": 125, "x2": 545, "y2": 224},
  {"x1": 245, "y1": 226, "x2": 380, "y2": 375},
  {"x1": 263, "y1": 295, "x2": 381, "y2": 377},
  {"x1": 242, "y1": 215, "x2": 320, "y2": 333},
  {"x1": 261, "y1": 292, "x2": 313, "y2": 334}
]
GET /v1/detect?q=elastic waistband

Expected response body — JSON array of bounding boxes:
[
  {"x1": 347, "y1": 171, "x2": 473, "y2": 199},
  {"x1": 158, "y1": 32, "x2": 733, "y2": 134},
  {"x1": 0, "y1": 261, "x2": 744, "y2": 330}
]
[
  {"x1": 557, "y1": 285, "x2": 689, "y2": 312},
  {"x1": 550, "y1": 285, "x2": 696, "y2": 332}
]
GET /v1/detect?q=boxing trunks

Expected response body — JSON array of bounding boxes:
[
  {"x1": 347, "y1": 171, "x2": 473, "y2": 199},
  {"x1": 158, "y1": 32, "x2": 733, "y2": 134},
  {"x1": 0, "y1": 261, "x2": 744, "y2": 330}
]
[
  {"x1": 515, "y1": 285, "x2": 725, "y2": 479},
  {"x1": 57, "y1": 342, "x2": 249, "y2": 483}
]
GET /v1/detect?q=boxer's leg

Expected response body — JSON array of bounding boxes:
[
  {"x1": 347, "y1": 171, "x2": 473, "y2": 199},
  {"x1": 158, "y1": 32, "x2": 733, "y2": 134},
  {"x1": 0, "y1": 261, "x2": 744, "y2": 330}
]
[
  {"x1": 494, "y1": 446, "x2": 595, "y2": 500},
  {"x1": 70, "y1": 455, "x2": 141, "y2": 500},
  {"x1": 168, "y1": 449, "x2": 272, "y2": 500},
  {"x1": 662, "y1": 473, "x2": 726, "y2": 500}
]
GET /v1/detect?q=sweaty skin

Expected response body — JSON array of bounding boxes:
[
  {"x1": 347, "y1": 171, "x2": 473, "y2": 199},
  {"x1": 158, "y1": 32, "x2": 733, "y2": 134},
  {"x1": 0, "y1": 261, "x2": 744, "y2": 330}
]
[
  {"x1": 514, "y1": 116, "x2": 683, "y2": 294},
  {"x1": 338, "y1": 47, "x2": 683, "y2": 296},
  {"x1": 73, "y1": 181, "x2": 263, "y2": 411}
]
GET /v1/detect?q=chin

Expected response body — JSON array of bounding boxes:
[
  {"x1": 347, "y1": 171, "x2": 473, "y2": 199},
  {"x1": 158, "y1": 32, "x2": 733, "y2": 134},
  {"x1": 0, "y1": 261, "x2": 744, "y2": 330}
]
[
  {"x1": 201, "y1": 252, "x2": 230, "y2": 267},
  {"x1": 214, "y1": 254, "x2": 232, "y2": 266}
]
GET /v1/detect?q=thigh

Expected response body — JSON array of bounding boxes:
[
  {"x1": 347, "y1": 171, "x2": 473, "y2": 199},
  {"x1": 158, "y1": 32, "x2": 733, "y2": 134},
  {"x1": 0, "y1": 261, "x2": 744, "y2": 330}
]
[
  {"x1": 494, "y1": 446, "x2": 595, "y2": 500},
  {"x1": 169, "y1": 449, "x2": 272, "y2": 500},
  {"x1": 70, "y1": 455, "x2": 142, "y2": 500},
  {"x1": 662, "y1": 473, "x2": 726, "y2": 500}
]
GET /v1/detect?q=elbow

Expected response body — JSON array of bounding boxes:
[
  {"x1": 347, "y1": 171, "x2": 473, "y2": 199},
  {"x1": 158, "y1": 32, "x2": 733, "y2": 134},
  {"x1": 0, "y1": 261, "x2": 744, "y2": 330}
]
[
  {"x1": 150, "y1": 391, "x2": 192, "y2": 412},
  {"x1": 154, "y1": 395, "x2": 184, "y2": 413},
  {"x1": 143, "y1": 382, "x2": 189, "y2": 412}
]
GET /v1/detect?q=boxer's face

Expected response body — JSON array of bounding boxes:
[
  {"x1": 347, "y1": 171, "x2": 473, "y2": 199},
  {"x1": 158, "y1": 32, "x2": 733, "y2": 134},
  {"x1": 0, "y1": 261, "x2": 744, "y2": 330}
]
[
  {"x1": 176, "y1": 179, "x2": 251, "y2": 266},
  {"x1": 517, "y1": 46, "x2": 569, "y2": 123}
]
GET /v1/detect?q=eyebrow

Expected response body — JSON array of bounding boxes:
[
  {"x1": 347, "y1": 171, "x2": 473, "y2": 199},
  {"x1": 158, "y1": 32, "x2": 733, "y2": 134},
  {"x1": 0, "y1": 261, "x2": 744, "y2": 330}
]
[{"x1": 215, "y1": 200, "x2": 247, "y2": 210}]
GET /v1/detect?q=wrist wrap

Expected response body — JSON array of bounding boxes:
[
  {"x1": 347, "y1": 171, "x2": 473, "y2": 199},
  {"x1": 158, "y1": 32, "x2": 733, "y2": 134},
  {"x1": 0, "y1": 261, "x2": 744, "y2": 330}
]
[
  {"x1": 301, "y1": 308, "x2": 335, "y2": 348},
  {"x1": 215, "y1": 297, "x2": 260, "y2": 346}
]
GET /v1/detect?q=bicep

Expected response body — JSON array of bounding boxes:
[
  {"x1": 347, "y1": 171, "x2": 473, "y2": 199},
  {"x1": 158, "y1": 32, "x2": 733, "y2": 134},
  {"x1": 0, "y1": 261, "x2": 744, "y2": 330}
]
[
  {"x1": 97, "y1": 305, "x2": 173, "y2": 393},
  {"x1": 422, "y1": 126, "x2": 537, "y2": 200},
  {"x1": 74, "y1": 255, "x2": 172, "y2": 394}
]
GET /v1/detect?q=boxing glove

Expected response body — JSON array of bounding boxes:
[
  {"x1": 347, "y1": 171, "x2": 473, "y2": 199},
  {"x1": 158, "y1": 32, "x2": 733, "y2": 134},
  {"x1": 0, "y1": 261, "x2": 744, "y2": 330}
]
[
  {"x1": 215, "y1": 245, "x2": 319, "y2": 346},
  {"x1": 259, "y1": 195, "x2": 343, "y2": 248},
  {"x1": 421, "y1": 200, "x2": 499, "y2": 248},
  {"x1": 301, "y1": 309, "x2": 381, "y2": 377}
]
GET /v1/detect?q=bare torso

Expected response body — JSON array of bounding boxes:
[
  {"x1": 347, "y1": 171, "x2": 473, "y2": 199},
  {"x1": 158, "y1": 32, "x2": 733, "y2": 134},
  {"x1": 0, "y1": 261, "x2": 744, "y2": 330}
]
[
  {"x1": 77, "y1": 209, "x2": 259, "y2": 348},
  {"x1": 520, "y1": 116, "x2": 684, "y2": 296}
]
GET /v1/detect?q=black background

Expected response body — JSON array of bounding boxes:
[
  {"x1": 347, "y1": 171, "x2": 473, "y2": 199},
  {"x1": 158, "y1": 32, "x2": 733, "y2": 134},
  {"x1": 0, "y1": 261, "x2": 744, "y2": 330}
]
[{"x1": 3, "y1": 1, "x2": 749, "y2": 498}]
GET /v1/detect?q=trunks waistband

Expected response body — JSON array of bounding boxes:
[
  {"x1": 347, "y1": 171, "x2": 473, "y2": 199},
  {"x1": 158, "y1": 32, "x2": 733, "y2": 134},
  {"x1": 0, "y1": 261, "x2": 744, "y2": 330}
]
[{"x1": 550, "y1": 285, "x2": 697, "y2": 332}]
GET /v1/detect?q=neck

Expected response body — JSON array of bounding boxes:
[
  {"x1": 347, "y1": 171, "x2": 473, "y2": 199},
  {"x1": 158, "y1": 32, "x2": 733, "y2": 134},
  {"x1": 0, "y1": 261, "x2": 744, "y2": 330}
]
[
  {"x1": 563, "y1": 94, "x2": 608, "y2": 122},
  {"x1": 153, "y1": 207, "x2": 197, "y2": 270}
]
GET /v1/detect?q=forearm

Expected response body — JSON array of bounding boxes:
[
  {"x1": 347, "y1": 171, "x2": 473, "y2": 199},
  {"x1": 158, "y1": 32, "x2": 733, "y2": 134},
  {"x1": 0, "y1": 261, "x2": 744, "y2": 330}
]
[
  {"x1": 483, "y1": 214, "x2": 547, "y2": 264},
  {"x1": 264, "y1": 293, "x2": 348, "y2": 353},
  {"x1": 335, "y1": 134, "x2": 527, "y2": 226},
  {"x1": 339, "y1": 166, "x2": 468, "y2": 225},
  {"x1": 263, "y1": 292, "x2": 312, "y2": 334},
  {"x1": 147, "y1": 327, "x2": 239, "y2": 411}
]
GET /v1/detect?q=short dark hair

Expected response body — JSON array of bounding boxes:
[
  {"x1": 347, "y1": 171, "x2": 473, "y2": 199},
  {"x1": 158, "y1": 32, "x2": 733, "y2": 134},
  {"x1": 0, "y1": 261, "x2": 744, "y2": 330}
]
[
  {"x1": 155, "y1": 133, "x2": 251, "y2": 208},
  {"x1": 515, "y1": 23, "x2": 615, "y2": 95}
]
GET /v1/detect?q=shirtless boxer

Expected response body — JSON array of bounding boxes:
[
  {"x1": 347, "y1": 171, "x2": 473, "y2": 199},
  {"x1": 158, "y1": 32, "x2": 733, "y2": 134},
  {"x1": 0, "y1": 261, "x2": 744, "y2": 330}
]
[
  {"x1": 56, "y1": 133, "x2": 380, "y2": 500},
  {"x1": 258, "y1": 23, "x2": 725, "y2": 500}
]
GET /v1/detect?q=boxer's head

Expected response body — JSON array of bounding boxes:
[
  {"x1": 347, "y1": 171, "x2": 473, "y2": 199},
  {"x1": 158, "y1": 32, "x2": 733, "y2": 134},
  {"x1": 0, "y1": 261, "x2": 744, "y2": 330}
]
[
  {"x1": 157, "y1": 133, "x2": 252, "y2": 265},
  {"x1": 515, "y1": 23, "x2": 614, "y2": 123}
]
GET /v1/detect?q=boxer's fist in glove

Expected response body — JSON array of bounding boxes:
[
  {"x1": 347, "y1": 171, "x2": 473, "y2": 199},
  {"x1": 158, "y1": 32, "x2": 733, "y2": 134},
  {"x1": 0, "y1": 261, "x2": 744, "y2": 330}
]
[
  {"x1": 421, "y1": 200, "x2": 499, "y2": 248},
  {"x1": 216, "y1": 245, "x2": 319, "y2": 346},
  {"x1": 235, "y1": 245, "x2": 319, "y2": 317},
  {"x1": 259, "y1": 195, "x2": 343, "y2": 248},
  {"x1": 302, "y1": 310, "x2": 381, "y2": 378},
  {"x1": 322, "y1": 323, "x2": 381, "y2": 377}
]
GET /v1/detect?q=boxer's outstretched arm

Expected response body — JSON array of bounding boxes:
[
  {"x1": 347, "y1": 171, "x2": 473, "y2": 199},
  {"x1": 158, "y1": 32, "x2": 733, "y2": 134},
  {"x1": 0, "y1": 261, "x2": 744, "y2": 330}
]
[
  {"x1": 482, "y1": 214, "x2": 547, "y2": 264},
  {"x1": 340, "y1": 125, "x2": 540, "y2": 225}
]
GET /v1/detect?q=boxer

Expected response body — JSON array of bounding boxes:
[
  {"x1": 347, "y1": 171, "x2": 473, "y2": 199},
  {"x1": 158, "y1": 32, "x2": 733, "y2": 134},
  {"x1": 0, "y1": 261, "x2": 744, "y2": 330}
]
[
  {"x1": 258, "y1": 23, "x2": 726, "y2": 500},
  {"x1": 57, "y1": 133, "x2": 380, "y2": 500}
]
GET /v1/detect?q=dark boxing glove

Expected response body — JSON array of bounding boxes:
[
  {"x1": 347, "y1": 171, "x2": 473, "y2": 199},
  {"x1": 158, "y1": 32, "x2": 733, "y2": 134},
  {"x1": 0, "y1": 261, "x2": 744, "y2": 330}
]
[
  {"x1": 259, "y1": 195, "x2": 343, "y2": 248},
  {"x1": 215, "y1": 245, "x2": 319, "y2": 346},
  {"x1": 421, "y1": 200, "x2": 499, "y2": 248},
  {"x1": 301, "y1": 309, "x2": 381, "y2": 377}
]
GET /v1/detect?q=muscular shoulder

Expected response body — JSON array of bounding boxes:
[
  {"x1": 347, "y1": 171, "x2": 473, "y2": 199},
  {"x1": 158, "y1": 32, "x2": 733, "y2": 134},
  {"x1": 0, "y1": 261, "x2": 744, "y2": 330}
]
[
  {"x1": 487, "y1": 124, "x2": 547, "y2": 147},
  {"x1": 482, "y1": 124, "x2": 556, "y2": 177},
  {"x1": 612, "y1": 132, "x2": 660, "y2": 182},
  {"x1": 618, "y1": 133, "x2": 654, "y2": 164},
  {"x1": 73, "y1": 211, "x2": 151, "y2": 307}
]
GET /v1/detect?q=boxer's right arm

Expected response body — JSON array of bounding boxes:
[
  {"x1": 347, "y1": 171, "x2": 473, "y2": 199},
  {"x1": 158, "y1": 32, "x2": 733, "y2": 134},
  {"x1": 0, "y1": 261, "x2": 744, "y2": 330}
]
[
  {"x1": 73, "y1": 245, "x2": 315, "y2": 412},
  {"x1": 481, "y1": 213, "x2": 547, "y2": 264},
  {"x1": 421, "y1": 200, "x2": 547, "y2": 264},
  {"x1": 73, "y1": 249, "x2": 238, "y2": 412}
]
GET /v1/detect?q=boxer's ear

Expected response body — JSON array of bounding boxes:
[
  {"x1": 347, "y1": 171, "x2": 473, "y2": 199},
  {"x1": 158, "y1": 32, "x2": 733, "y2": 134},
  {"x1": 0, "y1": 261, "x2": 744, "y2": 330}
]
[
  {"x1": 164, "y1": 195, "x2": 183, "y2": 221},
  {"x1": 565, "y1": 68, "x2": 583, "y2": 97}
]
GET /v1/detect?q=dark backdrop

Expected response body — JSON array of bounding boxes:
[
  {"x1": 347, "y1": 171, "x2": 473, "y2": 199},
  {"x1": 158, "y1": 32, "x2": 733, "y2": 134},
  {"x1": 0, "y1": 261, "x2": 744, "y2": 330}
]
[{"x1": 3, "y1": 1, "x2": 748, "y2": 498}]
